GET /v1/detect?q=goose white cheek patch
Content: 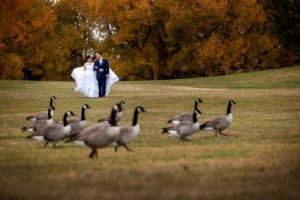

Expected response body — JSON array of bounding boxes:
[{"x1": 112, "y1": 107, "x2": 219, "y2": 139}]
[
  {"x1": 168, "y1": 130, "x2": 179, "y2": 137},
  {"x1": 27, "y1": 128, "x2": 34, "y2": 132}
]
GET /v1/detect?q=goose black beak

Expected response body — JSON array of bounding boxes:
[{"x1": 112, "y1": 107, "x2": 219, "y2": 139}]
[{"x1": 70, "y1": 111, "x2": 76, "y2": 116}]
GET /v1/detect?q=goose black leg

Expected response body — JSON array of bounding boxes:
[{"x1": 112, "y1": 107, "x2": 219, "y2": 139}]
[
  {"x1": 52, "y1": 143, "x2": 56, "y2": 148},
  {"x1": 183, "y1": 138, "x2": 190, "y2": 142},
  {"x1": 215, "y1": 131, "x2": 218, "y2": 137},
  {"x1": 219, "y1": 131, "x2": 228, "y2": 136},
  {"x1": 114, "y1": 146, "x2": 118, "y2": 152},
  {"x1": 44, "y1": 142, "x2": 48, "y2": 148},
  {"x1": 94, "y1": 149, "x2": 98, "y2": 158},
  {"x1": 89, "y1": 149, "x2": 96, "y2": 158},
  {"x1": 123, "y1": 144, "x2": 133, "y2": 152},
  {"x1": 89, "y1": 150, "x2": 93, "y2": 158}
]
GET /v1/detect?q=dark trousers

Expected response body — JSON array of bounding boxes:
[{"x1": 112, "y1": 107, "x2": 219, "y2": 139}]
[{"x1": 97, "y1": 77, "x2": 106, "y2": 97}]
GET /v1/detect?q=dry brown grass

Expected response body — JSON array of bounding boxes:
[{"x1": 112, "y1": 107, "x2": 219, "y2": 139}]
[{"x1": 0, "y1": 66, "x2": 300, "y2": 200}]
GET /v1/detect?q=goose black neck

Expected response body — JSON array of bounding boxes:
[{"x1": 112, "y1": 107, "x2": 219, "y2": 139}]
[
  {"x1": 194, "y1": 101, "x2": 198, "y2": 110},
  {"x1": 81, "y1": 107, "x2": 86, "y2": 121},
  {"x1": 193, "y1": 111, "x2": 197, "y2": 123},
  {"x1": 48, "y1": 109, "x2": 52, "y2": 120},
  {"x1": 50, "y1": 98, "x2": 53, "y2": 108},
  {"x1": 63, "y1": 113, "x2": 69, "y2": 126},
  {"x1": 227, "y1": 102, "x2": 232, "y2": 115},
  {"x1": 109, "y1": 108, "x2": 117, "y2": 126},
  {"x1": 132, "y1": 109, "x2": 140, "y2": 126}
]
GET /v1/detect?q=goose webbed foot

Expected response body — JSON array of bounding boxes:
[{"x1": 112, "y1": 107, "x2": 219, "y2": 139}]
[
  {"x1": 219, "y1": 131, "x2": 228, "y2": 136},
  {"x1": 182, "y1": 138, "x2": 190, "y2": 142},
  {"x1": 124, "y1": 144, "x2": 133, "y2": 152}
]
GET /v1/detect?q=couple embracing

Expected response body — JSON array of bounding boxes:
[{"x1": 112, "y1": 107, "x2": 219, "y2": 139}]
[{"x1": 71, "y1": 52, "x2": 119, "y2": 98}]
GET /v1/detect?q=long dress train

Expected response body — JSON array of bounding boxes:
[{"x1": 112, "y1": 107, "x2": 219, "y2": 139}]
[{"x1": 71, "y1": 62, "x2": 119, "y2": 98}]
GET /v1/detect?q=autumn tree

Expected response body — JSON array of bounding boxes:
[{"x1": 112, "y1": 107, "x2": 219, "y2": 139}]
[
  {"x1": 95, "y1": 0, "x2": 296, "y2": 79},
  {"x1": 0, "y1": 0, "x2": 297, "y2": 80},
  {"x1": 0, "y1": 0, "x2": 100, "y2": 80},
  {"x1": 260, "y1": 0, "x2": 300, "y2": 53},
  {"x1": 0, "y1": 0, "x2": 56, "y2": 79},
  {"x1": 52, "y1": 0, "x2": 100, "y2": 79}
]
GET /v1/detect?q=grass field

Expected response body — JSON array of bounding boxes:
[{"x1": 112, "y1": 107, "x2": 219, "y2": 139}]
[{"x1": 0, "y1": 66, "x2": 300, "y2": 200}]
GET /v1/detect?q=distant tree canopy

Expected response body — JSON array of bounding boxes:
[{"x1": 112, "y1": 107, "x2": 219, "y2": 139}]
[{"x1": 0, "y1": 0, "x2": 299, "y2": 80}]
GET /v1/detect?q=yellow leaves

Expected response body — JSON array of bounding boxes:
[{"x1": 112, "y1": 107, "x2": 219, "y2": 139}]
[
  {"x1": 16, "y1": 34, "x2": 27, "y2": 43},
  {"x1": 0, "y1": 0, "x2": 60, "y2": 80},
  {"x1": 0, "y1": 43, "x2": 7, "y2": 49},
  {"x1": 0, "y1": 53, "x2": 24, "y2": 80},
  {"x1": 0, "y1": 0, "x2": 293, "y2": 80}
]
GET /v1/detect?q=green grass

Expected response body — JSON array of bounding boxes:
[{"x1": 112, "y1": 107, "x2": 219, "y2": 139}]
[
  {"x1": 136, "y1": 65, "x2": 300, "y2": 89},
  {"x1": 0, "y1": 66, "x2": 300, "y2": 200}
]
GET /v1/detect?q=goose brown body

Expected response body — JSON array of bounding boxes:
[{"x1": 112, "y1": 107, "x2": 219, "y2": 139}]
[
  {"x1": 113, "y1": 106, "x2": 146, "y2": 152},
  {"x1": 163, "y1": 110, "x2": 200, "y2": 141},
  {"x1": 200, "y1": 100, "x2": 236, "y2": 136},
  {"x1": 26, "y1": 96, "x2": 56, "y2": 121},
  {"x1": 97, "y1": 101, "x2": 125, "y2": 123},
  {"x1": 167, "y1": 98, "x2": 203, "y2": 124}
]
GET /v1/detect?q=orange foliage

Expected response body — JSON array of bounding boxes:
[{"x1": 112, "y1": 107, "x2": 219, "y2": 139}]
[
  {"x1": 0, "y1": 0, "x2": 297, "y2": 80},
  {"x1": 0, "y1": 0, "x2": 56, "y2": 79}
]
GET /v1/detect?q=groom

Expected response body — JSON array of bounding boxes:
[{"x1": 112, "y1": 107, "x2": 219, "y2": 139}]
[{"x1": 94, "y1": 52, "x2": 109, "y2": 98}]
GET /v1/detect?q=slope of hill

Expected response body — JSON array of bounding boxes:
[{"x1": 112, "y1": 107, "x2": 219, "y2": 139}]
[{"x1": 140, "y1": 65, "x2": 300, "y2": 89}]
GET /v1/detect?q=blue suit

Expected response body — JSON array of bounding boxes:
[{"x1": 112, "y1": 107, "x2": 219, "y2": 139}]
[{"x1": 94, "y1": 58, "x2": 109, "y2": 97}]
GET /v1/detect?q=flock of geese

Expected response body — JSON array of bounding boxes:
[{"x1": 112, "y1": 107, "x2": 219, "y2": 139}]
[{"x1": 22, "y1": 96, "x2": 236, "y2": 158}]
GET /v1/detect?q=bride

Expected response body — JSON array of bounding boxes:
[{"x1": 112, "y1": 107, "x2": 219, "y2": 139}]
[{"x1": 71, "y1": 55, "x2": 119, "y2": 98}]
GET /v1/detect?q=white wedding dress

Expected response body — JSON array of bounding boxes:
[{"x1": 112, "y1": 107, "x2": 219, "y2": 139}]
[{"x1": 71, "y1": 62, "x2": 119, "y2": 98}]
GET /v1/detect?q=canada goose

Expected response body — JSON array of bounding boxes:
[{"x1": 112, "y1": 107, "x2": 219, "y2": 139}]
[
  {"x1": 167, "y1": 98, "x2": 203, "y2": 124},
  {"x1": 200, "y1": 100, "x2": 237, "y2": 136},
  {"x1": 97, "y1": 100, "x2": 125, "y2": 123},
  {"x1": 62, "y1": 104, "x2": 91, "y2": 136},
  {"x1": 26, "y1": 96, "x2": 57, "y2": 121},
  {"x1": 82, "y1": 104, "x2": 120, "y2": 158},
  {"x1": 112, "y1": 106, "x2": 146, "y2": 152},
  {"x1": 162, "y1": 110, "x2": 201, "y2": 141},
  {"x1": 27, "y1": 111, "x2": 76, "y2": 148},
  {"x1": 22, "y1": 107, "x2": 54, "y2": 132}
]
